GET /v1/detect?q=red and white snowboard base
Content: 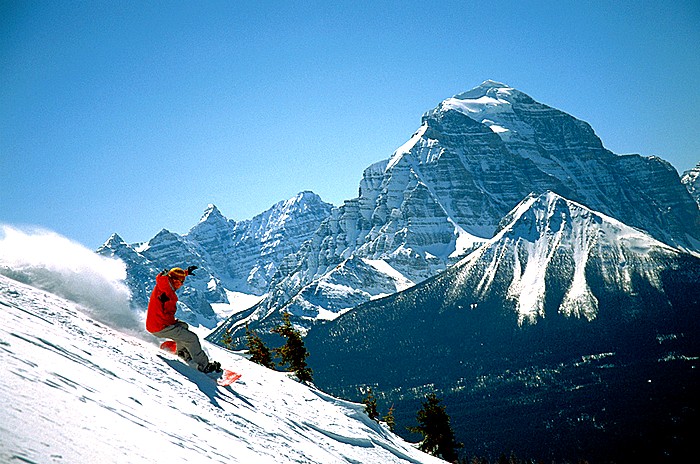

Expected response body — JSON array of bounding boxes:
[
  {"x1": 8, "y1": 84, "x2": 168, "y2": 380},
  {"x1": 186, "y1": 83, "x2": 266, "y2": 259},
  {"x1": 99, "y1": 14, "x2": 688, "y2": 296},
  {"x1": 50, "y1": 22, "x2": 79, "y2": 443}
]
[
  {"x1": 217, "y1": 370, "x2": 242, "y2": 386},
  {"x1": 160, "y1": 340, "x2": 241, "y2": 386}
]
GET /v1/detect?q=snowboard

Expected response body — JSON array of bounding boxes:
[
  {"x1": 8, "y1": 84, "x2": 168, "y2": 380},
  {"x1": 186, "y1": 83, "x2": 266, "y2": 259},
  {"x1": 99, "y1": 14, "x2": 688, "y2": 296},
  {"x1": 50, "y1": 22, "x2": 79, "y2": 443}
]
[{"x1": 160, "y1": 340, "x2": 241, "y2": 386}]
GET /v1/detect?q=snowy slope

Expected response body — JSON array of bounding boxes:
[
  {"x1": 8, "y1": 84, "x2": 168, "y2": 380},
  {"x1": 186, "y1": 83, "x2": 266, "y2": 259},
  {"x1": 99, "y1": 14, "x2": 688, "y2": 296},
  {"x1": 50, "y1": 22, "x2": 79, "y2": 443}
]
[
  {"x1": 0, "y1": 273, "x2": 444, "y2": 464},
  {"x1": 449, "y1": 190, "x2": 681, "y2": 324}
]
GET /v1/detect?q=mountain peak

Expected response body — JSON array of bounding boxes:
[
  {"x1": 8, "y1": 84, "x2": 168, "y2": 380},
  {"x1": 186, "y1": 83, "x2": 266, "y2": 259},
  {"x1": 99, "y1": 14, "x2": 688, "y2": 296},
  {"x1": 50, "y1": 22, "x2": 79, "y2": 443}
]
[
  {"x1": 199, "y1": 204, "x2": 227, "y2": 224},
  {"x1": 188, "y1": 204, "x2": 235, "y2": 254},
  {"x1": 430, "y1": 80, "x2": 529, "y2": 136},
  {"x1": 96, "y1": 233, "x2": 127, "y2": 254},
  {"x1": 287, "y1": 190, "x2": 318, "y2": 206},
  {"x1": 482, "y1": 79, "x2": 508, "y2": 87},
  {"x1": 452, "y1": 79, "x2": 516, "y2": 101},
  {"x1": 681, "y1": 162, "x2": 700, "y2": 209},
  {"x1": 148, "y1": 229, "x2": 184, "y2": 246},
  {"x1": 496, "y1": 191, "x2": 667, "y2": 247},
  {"x1": 267, "y1": 191, "x2": 331, "y2": 218},
  {"x1": 103, "y1": 232, "x2": 125, "y2": 247},
  {"x1": 477, "y1": 191, "x2": 677, "y2": 324},
  {"x1": 682, "y1": 162, "x2": 700, "y2": 179}
]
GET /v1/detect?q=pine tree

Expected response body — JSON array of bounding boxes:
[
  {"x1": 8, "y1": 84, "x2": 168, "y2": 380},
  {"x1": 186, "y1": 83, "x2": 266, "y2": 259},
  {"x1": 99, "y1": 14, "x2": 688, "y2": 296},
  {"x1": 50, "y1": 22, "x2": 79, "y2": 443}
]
[
  {"x1": 221, "y1": 331, "x2": 234, "y2": 350},
  {"x1": 361, "y1": 387, "x2": 379, "y2": 422},
  {"x1": 245, "y1": 324, "x2": 275, "y2": 369},
  {"x1": 271, "y1": 313, "x2": 313, "y2": 383},
  {"x1": 383, "y1": 404, "x2": 396, "y2": 432},
  {"x1": 409, "y1": 393, "x2": 463, "y2": 463}
]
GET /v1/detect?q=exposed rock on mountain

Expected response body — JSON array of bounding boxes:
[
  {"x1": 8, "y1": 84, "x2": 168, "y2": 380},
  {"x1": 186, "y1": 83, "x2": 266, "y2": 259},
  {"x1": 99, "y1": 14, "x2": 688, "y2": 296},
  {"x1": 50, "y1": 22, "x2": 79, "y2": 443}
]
[
  {"x1": 682, "y1": 162, "x2": 700, "y2": 209},
  {"x1": 98, "y1": 192, "x2": 333, "y2": 328},
  {"x1": 211, "y1": 81, "x2": 700, "y2": 346}
]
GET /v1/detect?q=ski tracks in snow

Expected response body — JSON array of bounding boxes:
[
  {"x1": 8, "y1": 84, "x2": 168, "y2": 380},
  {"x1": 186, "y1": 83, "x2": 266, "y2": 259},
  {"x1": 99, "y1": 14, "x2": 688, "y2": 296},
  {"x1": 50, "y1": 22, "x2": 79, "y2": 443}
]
[{"x1": 0, "y1": 275, "x2": 442, "y2": 464}]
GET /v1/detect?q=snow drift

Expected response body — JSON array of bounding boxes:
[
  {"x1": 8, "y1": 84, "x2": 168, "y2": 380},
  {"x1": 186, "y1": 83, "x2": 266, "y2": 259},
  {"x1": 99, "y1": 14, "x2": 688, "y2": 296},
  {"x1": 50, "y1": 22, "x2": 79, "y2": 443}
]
[
  {"x1": 0, "y1": 225, "x2": 142, "y2": 333},
  {"x1": 0, "y1": 274, "x2": 443, "y2": 464}
]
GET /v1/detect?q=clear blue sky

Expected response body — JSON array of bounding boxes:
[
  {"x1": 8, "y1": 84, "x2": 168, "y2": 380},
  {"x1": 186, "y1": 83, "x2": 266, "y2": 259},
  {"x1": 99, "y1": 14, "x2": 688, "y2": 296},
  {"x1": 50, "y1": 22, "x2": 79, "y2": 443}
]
[{"x1": 2, "y1": 1, "x2": 699, "y2": 249}]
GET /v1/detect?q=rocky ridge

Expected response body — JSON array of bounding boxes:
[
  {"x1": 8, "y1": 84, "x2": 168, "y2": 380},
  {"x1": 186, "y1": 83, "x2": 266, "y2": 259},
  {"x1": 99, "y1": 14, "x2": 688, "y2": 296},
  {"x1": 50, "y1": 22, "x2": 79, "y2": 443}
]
[
  {"x1": 210, "y1": 81, "x2": 700, "y2": 346},
  {"x1": 682, "y1": 162, "x2": 700, "y2": 209},
  {"x1": 98, "y1": 192, "x2": 333, "y2": 328}
]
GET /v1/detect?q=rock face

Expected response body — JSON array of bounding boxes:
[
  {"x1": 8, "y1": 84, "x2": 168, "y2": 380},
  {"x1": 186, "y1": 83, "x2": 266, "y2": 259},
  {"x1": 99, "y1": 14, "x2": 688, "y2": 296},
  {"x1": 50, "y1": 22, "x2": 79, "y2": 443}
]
[
  {"x1": 98, "y1": 192, "x2": 333, "y2": 328},
  {"x1": 187, "y1": 192, "x2": 335, "y2": 295},
  {"x1": 682, "y1": 162, "x2": 700, "y2": 209},
  {"x1": 210, "y1": 81, "x2": 700, "y2": 346},
  {"x1": 304, "y1": 191, "x2": 700, "y2": 463}
]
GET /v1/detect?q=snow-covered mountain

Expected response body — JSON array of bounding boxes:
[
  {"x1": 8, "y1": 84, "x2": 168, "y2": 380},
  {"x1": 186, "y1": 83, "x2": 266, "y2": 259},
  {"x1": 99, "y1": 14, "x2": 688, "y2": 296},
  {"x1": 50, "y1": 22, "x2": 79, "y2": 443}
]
[
  {"x1": 211, "y1": 81, "x2": 700, "y2": 346},
  {"x1": 682, "y1": 162, "x2": 700, "y2": 208},
  {"x1": 98, "y1": 191, "x2": 333, "y2": 328},
  {"x1": 449, "y1": 190, "x2": 682, "y2": 324},
  {"x1": 0, "y1": 273, "x2": 445, "y2": 464},
  {"x1": 304, "y1": 191, "x2": 700, "y2": 463}
]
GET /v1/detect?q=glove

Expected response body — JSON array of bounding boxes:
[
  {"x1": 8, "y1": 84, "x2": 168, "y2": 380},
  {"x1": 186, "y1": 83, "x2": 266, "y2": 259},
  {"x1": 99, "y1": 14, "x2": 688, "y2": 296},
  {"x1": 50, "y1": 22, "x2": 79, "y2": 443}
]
[{"x1": 186, "y1": 265, "x2": 198, "y2": 276}]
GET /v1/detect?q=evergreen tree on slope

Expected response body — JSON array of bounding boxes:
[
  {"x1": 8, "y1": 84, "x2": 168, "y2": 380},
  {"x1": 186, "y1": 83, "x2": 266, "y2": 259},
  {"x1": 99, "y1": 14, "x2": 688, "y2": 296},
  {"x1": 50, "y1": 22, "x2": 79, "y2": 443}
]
[
  {"x1": 271, "y1": 313, "x2": 313, "y2": 383},
  {"x1": 245, "y1": 324, "x2": 275, "y2": 369},
  {"x1": 362, "y1": 387, "x2": 379, "y2": 422},
  {"x1": 409, "y1": 393, "x2": 462, "y2": 463}
]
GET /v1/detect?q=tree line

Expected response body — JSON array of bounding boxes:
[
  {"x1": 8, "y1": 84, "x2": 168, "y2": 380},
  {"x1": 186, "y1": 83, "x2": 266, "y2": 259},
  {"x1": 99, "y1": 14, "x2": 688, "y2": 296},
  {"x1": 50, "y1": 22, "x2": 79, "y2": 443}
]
[
  {"x1": 224, "y1": 314, "x2": 462, "y2": 461},
  {"x1": 223, "y1": 313, "x2": 589, "y2": 464},
  {"x1": 221, "y1": 312, "x2": 313, "y2": 383}
]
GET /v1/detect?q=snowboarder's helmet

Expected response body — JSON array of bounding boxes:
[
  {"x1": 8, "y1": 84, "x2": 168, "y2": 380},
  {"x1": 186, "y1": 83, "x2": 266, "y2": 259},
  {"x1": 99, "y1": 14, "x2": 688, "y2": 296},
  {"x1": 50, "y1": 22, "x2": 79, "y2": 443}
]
[{"x1": 168, "y1": 267, "x2": 187, "y2": 282}]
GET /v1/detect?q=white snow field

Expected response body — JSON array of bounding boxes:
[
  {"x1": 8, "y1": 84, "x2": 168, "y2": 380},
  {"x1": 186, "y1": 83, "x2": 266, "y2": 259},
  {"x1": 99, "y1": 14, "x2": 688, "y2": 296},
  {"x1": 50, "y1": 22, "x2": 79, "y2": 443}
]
[{"x1": 0, "y1": 274, "x2": 443, "y2": 464}]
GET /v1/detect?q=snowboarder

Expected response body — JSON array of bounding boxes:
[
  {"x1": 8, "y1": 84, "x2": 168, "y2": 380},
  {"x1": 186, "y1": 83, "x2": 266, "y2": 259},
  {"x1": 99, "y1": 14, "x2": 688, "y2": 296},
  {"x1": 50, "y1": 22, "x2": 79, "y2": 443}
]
[{"x1": 146, "y1": 266, "x2": 221, "y2": 373}]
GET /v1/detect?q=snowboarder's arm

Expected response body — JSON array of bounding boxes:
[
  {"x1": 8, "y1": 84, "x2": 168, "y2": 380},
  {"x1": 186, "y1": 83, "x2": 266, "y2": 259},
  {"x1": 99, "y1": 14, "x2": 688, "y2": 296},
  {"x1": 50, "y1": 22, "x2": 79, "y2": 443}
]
[{"x1": 155, "y1": 273, "x2": 174, "y2": 292}]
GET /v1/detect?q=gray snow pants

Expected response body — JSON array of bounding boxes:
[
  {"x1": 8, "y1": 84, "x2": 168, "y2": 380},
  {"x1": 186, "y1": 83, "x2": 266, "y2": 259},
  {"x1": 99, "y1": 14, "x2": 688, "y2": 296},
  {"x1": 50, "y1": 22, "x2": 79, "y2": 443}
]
[{"x1": 153, "y1": 321, "x2": 210, "y2": 370}]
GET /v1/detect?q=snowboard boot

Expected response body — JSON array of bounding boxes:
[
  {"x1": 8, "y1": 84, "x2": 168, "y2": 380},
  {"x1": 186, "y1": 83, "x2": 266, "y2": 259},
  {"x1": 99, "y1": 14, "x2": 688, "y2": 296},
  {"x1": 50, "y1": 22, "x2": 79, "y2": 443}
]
[{"x1": 199, "y1": 361, "x2": 222, "y2": 374}]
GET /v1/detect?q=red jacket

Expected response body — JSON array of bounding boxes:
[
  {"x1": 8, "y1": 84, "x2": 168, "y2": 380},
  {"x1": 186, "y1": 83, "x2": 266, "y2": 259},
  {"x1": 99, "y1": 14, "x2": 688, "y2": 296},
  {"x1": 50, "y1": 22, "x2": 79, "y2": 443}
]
[{"x1": 146, "y1": 273, "x2": 178, "y2": 333}]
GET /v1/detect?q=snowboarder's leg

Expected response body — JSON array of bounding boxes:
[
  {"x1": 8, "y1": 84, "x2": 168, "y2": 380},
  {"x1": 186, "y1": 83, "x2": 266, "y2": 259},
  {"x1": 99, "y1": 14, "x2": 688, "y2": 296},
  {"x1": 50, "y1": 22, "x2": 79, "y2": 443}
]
[
  {"x1": 177, "y1": 347, "x2": 192, "y2": 362},
  {"x1": 153, "y1": 321, "x2": 210, "y2": 370}
]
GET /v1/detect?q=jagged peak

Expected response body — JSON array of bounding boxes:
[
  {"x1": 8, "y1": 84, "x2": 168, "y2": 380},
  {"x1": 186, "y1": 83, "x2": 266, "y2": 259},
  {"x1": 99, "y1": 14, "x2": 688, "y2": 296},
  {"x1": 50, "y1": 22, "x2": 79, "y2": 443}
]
[
  {"x1": 274, "y1": 191, "x2": 330, "y2": 213},
  {"x1": 187, "y1": 204, "x2": 235, "y2": 241},
  {"x1": 105, "y1": 232, "x2": 125, "y2": 246},
  {"x1": 682, "y1": 162, "x2": 700, "y2": 178},
  {"x1": 501, "y1": 190, "x2": 609, "y2": 229},
  {"x1": 493, "y1": 191, "x2": 674, "y2": 252},
  {"x1": 150, "y1": 228, "x2": 179, "y2": 241},
  {"x1": 97, "y1": 233, "x2": 126, "y2": 252},
  {"x1": 494, "y1": 191, "x2": 566, "y2": 234},
  {"x1": 291, "y1": 190, "x2": 322, "y2": 204},
  {"x1": 422, "y1": 80, "x2": 526, "y2": 132},
  {"x1": 458, "y1": 191, "x2": 681, "y2": 325},
  {"x1": 199, "y1": 204, "x2": 227, "y2": 224},
  {"x1": 481, "y1": 79, "x2": 508, "y2": 87}
]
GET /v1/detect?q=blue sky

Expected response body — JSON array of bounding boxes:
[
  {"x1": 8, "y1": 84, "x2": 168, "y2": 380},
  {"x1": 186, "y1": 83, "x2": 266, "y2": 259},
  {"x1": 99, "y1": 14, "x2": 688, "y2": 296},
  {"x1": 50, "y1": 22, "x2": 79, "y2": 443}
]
[{"x1": 2, "y1": 1, "x2": 699, "y2": 249}]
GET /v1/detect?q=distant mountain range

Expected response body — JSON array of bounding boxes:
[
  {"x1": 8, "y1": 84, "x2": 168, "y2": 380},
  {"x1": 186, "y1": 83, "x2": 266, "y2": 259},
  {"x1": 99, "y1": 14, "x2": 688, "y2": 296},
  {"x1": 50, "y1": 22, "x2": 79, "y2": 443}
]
[
  {"x1": 100, "y1": 81, "x2": 699, "y2": 338},
  {"x1": 98, "y1": 191, "x2": 332, "y2": 328},
  {"x1": 207, "y1": 80, "x2": 699, "y2": 346}
]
